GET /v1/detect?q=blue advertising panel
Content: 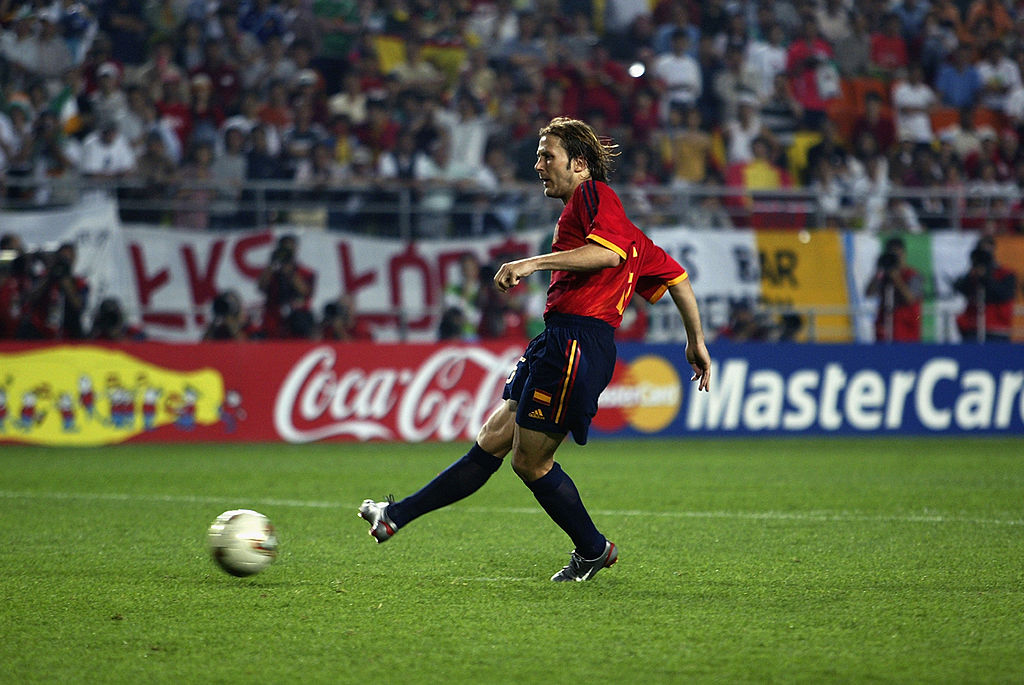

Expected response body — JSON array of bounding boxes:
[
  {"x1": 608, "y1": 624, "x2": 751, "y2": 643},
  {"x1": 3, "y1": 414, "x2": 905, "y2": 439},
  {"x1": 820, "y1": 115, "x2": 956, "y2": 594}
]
[{"x1": 592, "y1": 343, "x2": 1024, "y2": 437}]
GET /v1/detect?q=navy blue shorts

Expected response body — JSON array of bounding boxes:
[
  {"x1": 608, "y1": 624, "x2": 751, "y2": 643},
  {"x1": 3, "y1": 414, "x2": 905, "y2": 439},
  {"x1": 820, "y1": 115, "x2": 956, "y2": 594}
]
[{"x1": 502, "y1": 313, "x2": 617, "y2": 445}]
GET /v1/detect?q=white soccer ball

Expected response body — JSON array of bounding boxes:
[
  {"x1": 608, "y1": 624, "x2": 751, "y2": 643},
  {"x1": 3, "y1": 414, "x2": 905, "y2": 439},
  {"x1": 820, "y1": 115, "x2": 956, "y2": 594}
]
[{"x1": 207, "y1": 509, "x2": 278, "y2": 577}]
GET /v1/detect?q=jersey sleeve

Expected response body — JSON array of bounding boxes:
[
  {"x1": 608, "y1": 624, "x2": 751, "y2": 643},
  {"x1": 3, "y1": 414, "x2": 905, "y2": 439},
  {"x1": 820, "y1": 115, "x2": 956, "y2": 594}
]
[
  {"x1": 634, "y1": 242, "x2": 688, "y2": 304},
  {"x1": 577, "y1": 181, "x2": 632, "y2": 260}
]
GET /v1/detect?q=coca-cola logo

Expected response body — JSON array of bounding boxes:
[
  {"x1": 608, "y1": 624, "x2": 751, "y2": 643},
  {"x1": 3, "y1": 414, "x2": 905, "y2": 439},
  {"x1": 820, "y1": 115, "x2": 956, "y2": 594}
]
[{"x1": 274, "y1": 345, "x2": 523, "y2": 443}]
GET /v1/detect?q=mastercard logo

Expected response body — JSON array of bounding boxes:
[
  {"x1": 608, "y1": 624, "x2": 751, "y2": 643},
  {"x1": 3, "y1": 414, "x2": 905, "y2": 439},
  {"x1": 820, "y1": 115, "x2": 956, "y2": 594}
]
[{"x1": 593, "y1": 355, "x2": 682, "y2": 433}]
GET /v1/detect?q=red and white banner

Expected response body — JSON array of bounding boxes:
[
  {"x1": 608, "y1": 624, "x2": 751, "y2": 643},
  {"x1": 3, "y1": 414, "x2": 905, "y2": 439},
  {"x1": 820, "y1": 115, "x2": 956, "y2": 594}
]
[
  {"x1": 0, "y1": 341, "x2": 523, "y2": 445},
  {"x1": 124, "y1": 227, "x2": 544, "y2": 341}
]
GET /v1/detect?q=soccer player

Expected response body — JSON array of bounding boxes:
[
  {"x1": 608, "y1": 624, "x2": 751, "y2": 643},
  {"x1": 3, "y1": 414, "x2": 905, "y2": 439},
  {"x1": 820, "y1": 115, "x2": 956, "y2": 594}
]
[{"x1": 359, "y1": 117, "x2": 712, "y2": 581}]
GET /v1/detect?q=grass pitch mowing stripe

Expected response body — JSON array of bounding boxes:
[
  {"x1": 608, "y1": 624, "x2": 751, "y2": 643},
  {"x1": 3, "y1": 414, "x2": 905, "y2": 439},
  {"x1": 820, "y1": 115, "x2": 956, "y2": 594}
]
[{"x1": 0, "y1": 437, "x2": 1021, "y2": 684}]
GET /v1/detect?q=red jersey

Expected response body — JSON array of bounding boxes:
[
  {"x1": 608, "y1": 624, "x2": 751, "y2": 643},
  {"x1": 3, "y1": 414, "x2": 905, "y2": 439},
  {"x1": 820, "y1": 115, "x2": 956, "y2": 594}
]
[{"x1": 545, "y1": 180, "x2": 687, "y2": 328}]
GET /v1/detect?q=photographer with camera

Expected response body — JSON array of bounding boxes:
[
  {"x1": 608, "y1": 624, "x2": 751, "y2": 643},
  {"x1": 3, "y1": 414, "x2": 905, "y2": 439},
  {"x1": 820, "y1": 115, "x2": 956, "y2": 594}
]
[
  {"x1": 89, "y1": 297, "x2": 144, "y2": 342},
  {"x1": 866, "y1": 237, "x2": 923, "y2": 342},
  {"x1": 257, "y1": 235, "x2": 316, "y2": 339},
  {"x1": 203, "y1": 290, "x2": 252, "y2": 341},
  {"x1": 953, "y1": 241, "x2": 1017, "y2": 342},
  {"x1": 0, "y1": 233, "x2": 27, "y2": 339},
  {"x1": 16, "y1": 242, "x2": 89, "y2": 340}
]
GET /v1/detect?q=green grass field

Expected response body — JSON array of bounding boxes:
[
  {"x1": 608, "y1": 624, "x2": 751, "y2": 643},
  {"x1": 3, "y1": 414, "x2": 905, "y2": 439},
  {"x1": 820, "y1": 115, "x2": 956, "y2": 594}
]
[{"x1": 1, "y1": 438, "x2": 1022, "y2": 684}]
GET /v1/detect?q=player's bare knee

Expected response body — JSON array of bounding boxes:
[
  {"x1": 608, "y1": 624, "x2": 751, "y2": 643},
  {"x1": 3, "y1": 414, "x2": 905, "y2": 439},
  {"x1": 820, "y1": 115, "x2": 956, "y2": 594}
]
[
  {"x1": 476, "y1": 400, "x2": 516, "y2": 457},
  {"x1": 510, "y1": 451, "x2": 552, "y2": 482}
]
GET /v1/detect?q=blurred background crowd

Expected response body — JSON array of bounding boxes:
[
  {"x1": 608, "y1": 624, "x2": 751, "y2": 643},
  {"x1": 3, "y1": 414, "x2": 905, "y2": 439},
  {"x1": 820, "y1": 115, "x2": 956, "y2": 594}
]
[
  {"x1": 0, "y1": 0, "x2": 1023, "y2": 233},
  {"x1": 0, "y1": 0, "x2": 1022, "y2": 343}
]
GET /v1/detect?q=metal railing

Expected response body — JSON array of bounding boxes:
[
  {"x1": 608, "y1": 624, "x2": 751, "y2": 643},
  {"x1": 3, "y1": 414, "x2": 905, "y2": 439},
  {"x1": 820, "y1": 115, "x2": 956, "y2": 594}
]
[{"x1": 2, "y1": 175, "x2": 1019, "y2": 236}]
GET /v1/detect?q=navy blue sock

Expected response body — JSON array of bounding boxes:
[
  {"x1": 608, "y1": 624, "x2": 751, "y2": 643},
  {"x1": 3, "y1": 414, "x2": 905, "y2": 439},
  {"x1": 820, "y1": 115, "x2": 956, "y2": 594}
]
[
  {"x1": 524, "y1": 462, "x2": 606, "y2": 559},
  {"x1": 387, "y1": 443, "x2": 503, "y2": 528}
]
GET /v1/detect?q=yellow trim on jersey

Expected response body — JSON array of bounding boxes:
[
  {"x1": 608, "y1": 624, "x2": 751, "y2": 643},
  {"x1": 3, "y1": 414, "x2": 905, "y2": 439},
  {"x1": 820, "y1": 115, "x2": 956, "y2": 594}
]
[
  {"x1": 587, "y1": 234, "x2": 628, "y2": 260},
  {"x1": 645, "y1": 272, "x2": 688, "y2": 304},
  {"x1": 666, "y1": 272, "x2": 689, "y2": 286}
]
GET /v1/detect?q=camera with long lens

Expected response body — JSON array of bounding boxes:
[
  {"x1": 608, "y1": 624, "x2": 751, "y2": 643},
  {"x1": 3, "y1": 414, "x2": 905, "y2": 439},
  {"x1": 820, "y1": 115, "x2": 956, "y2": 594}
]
[
  {"x1": 970, "y1": 248, "x2": 993, "y2": 273},
  {"x1": 49, "y1": 255, "x2": 72, "y2": 281},
  {"x1": 877, "y1": 251, "x2": 899, "y2": 272},
  {"x1": 270, "y1": 244, "x2": 295, "y2": 268}
]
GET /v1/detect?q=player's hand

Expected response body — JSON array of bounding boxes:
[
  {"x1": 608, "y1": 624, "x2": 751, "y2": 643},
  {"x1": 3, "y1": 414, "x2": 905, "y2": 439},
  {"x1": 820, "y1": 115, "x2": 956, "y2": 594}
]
[
  {"x1": 686, "y1": 340, "x2": 711, "y2": 392},
  {"x1": 493, "y1": 259, "x2": 535, "y2": 292}
]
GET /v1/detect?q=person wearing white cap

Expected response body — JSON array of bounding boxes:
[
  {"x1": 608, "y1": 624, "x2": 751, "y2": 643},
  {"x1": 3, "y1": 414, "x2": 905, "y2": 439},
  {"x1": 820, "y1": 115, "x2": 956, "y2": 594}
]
[
  {"x1": 90, "y1": 62, "x2": 129, "y2": 130},
  {"x1": 33, "y1": 9, "x2": 74, "y2": 80}
]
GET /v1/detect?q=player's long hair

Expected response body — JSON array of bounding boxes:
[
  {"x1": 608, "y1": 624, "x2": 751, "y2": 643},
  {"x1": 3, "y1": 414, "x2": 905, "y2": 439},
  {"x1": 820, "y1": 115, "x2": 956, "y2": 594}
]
[{"x1": 540, "y1": 117, "x2": 619, "y2": 183}]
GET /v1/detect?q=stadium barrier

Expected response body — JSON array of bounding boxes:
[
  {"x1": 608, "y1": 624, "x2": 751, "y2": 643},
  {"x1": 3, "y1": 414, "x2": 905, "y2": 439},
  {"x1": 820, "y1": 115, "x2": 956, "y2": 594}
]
[
  {"x1": 3, "y1": 199, "x2": 1023, "y2": 344},
  {"x1": 1, "y1": 340, "x2": 1021, "y2": 446}
]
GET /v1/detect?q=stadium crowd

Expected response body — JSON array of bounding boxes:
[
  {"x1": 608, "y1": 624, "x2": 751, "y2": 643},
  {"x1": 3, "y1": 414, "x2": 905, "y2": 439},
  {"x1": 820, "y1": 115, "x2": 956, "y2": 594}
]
[
  {"x1": 0, "y1": 0, "x2": 1023, "y2": 233},
  {"x1": 0, "y1": 0, "x2": 1022, "y2": 342}
]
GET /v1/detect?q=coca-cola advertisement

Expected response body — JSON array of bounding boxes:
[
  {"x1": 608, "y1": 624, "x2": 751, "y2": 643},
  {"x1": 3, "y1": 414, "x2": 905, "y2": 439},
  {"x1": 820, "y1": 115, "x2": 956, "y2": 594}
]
[{"x1": 0, "y1": 342, "x2": 524, "y2": 445}]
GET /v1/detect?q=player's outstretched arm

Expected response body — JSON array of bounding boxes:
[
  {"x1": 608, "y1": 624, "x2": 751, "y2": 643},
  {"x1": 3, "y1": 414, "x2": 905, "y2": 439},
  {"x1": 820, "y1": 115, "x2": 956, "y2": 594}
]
[
  {"x1": 668, "y1": 279, "x2": 711, "y2": 392},
  {"x1": 494, "y1": 243, "x2": 620, "y2": 292}
]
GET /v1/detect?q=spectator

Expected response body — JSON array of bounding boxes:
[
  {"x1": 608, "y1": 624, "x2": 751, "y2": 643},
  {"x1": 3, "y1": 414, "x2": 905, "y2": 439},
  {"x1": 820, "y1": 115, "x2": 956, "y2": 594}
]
[
  {"x1": 257, "y1": 234, "x2": 315, "y2": 339},
  {"x1": 327, "y1": 72, "x2": 368, "y2": 127},
  {"x1": 80, "y1": 118, "x2": 136, "y2": 182},
  {"x1": 99, "y1": 0, "x2": 151, "y2": 66},
  {"x1": 786, "y1": 16, "x2": 840, "y2": 130},
  {"x1": 805, "y1": 119, "x2": 849, "y2": 186},
  {"x1": 833, "y1": 11, "x2": 872, "y2": 78},
  {"x1": 243, "y1": 34, "x2": 295, "y2": 92},
  {"x1": 0, "y1": 233, "x2": 27, "y2": 339},
  {"x1": 174, "y1": 18, "x2": 206, "y2": 73},
  {"x1": 745, "y1": 23, "x2": 789, "y2": 101},
  {"x1": 310, "y1": 0, "x2": 362, "y2": 86},
  {"x1": 870, "y1": 13, "x2": 910, "y2": 80},
  {"x1": 935, "y1": 44, "x2": 983, "y2": 109},
  {"x1": 976, "y1": 41, "x2": 1022, "y2": 114},
  {"x1": 724, "y1": 135, "x2": 796, "y2": 228},
  {"x1": 122, "y1": 129, "x2": 178, "y2": 223},
  {"x1": 894, "y1": 0, "x2": 930, "y2": 45},
  {"x1": 187, "y1": 73, "x2": 225, "y2": 147},
  {"x1": 190, "y1": 40, "x2": 242, "y2": 113},
  {"x1": 652, "y1": 3, "x2": 698, "y2": 56},
  {"x1": 320, "y1": 295, "x2": 371, "y2": 341},
  {"x1": 90, "y1": 62, "x2": 129, "y2": 128},
  {"x1": 713, "y1": 45, "x2": 760, "y2": 124},
  {"x1": 356, "y1": 97, "x2": 400, "y2": 162},
  {"x1": 89, "y1": 297, "x2": 143, "y2": 341},
  {"x1": 155, "y1": 73, "x2": 193, "y2": 152},
  {"x1": 918, "y1": 11, "x2": 959, "y2": 81},
  {"x1": 443, "y1": 253, "x2": 483, "y2": 340},
  {"x1": 217, "y1": 6, "x2": 262, "y2": 68},
  {"x1": 892, "y1": 64, "x2": 937, "y2": 147},
  {"x1": 209, "y1": 123, "x2": 248, "y2": 228},
  {"x1": 694, "y1": 33, "x2": 723, "y2": 130},
  {"x1": 203, "y1": 290, "x2": 252, "y2": 341},
  {"x1": 816, "y1": 0, "x2": 852, "y2": 45},
  {"x1": 723, "y1": 95, "x2": 767, "y2": 164},
  {"x1": 717, "y1": 301, "x2": 774, "y2": 341},
  {"x1": 281, "y1": 99, "x2": 327, "y2": 174},
  {"x1": 174, "y1": 140, "x2": 216, "y2": 229},
  {"x1": 865, "y1": 236, "x2": 923, "y2": 342},
  {"x1": 242, "y1": 124, "x2": 287, "y2": 226},
  {"x1": 965, "y1": 0, "x2": 1014, "y2": 40},
  {"x1": 17, "y1": 243, "x2": 89, "y2": 340},
  {"x1": 954, "y1": 244, "x2": 1017, "y2": 341},
  {"x1": 32, "y1": 10, "x2": 75, "y2": 81},
  {"x1": 852, "y1": 92, "x2": 897, "y2": 155},
  {"x1": 390, "y1": 38, "x2": 446, "y2": 97},
  {"x1": 1, "y1": 11, "x2": 40, "y2": 90},
  {"x1": 653, "y1": 28, "x2": 702, "y2": 114},
  {"x1": 658, "y1": 105, "x2": 712, "y2": 185}
]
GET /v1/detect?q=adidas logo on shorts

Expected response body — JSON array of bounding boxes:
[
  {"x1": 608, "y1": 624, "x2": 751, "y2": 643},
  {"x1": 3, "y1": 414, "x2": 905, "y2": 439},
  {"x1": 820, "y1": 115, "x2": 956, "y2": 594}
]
[{"x1": 528, "y1": 408, "x2": 545, "y2": 420}]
